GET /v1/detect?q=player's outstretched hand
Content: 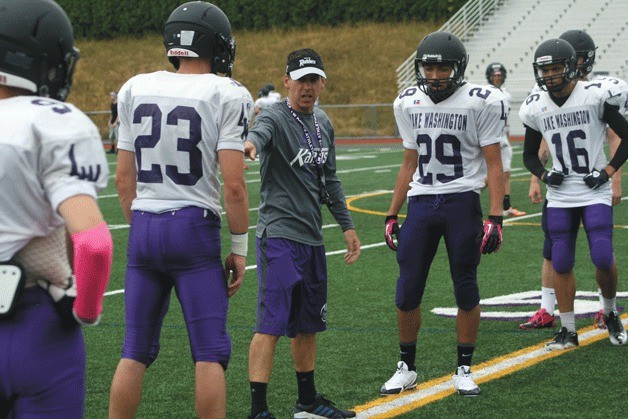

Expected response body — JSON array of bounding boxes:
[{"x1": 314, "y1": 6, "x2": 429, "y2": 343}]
[
  {"x1": 583, "y1": 169, "x2": 609, "y2": 190},
  {"x1": 479, "y1": 215, "x2": 503, "y2": 254},
  {"x1": 343, "y1": 229, "x2": 361, "y2": 264},
  {"x1": 224, "y1": 253, "x2": 245, "y2": 297},
  {"x1": 384, "y1": 215, "x2": 400, "y2": 251},
  {"x1": 244, "y1": 140, "x2": 257, "y2": 161},
  {"x1": 542, "y1": 169, "x2": 564, "y2": 188}
]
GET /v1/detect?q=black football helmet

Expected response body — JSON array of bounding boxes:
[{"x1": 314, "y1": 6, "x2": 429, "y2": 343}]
[
  {"x1": 533, "y1": 39, "x2": 577, "y2": 92},
  {"x1": 486, "y1": 62, "x2": 507, "y2": 86},
  {"x1": 164, "y1": 1, "x2": 236, "y2": 76},
  {"x1": 559, "y1": 30, "x2": 596, "y2": 77},
  {"x1": 0, "y1": 0, "x2": 79, "y2": 101},
  {"x1": 414, "y1": 32, "x2": 468, "y2": 101}
]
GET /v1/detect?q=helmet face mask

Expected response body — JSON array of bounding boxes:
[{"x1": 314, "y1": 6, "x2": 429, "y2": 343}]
[
  {"x1": 0, "y1": 0, "x2": 78, "y2": 101},
  {"x1": 533, "y1": 39, "x2": 577, "y2": 93},
  {"x1": 559, "y1": 30, "x2": 596, "y2": 78},
  {"x1": 486, "y1": 62, "x2": 507, "y2": 87},
  {"x1": 414, "y1": 32, "x2": 468, "y2": 102},
  {"x1": 164, "y1": 1, "x2": 236, "y2": 77}
]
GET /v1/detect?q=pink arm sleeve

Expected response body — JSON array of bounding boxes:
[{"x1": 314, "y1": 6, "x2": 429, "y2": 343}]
[{"x1": 71, "y1": 222, "x2": 113, "y2": 323}]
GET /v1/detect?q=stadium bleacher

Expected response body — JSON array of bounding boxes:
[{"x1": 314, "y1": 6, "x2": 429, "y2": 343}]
[{"x1": 396, "y1": 0, "x2": 628, "y2": 136}]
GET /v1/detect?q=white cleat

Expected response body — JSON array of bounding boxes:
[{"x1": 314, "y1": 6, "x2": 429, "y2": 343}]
[
  {"x1": 452, "y1": 365, "x2": 480, "y2": 396},
  {"x1": 380, "y1": 361, "x2": 418, "y2": 395}
]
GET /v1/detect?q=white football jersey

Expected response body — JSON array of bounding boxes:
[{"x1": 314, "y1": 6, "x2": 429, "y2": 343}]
[
  {"x1": 0, "y1": 96, "x2": 108, "y2": 260},
  {"x1": 519, "y1": 79, "x2": 624, "y2": 207},
  {"x1": 499, "y1": 86, "x2": 511, "y2": 144},
  {"x1": 117, "y1": 71, "x2": 254, "y2": 216},
  {"x1": 394, "y1": 83, "x2": 506, "y2": 196}
]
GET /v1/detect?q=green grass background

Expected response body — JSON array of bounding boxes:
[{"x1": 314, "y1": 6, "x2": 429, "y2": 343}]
[{"x1": 85, "y1": 143, "x2": 627, "y2": 418}]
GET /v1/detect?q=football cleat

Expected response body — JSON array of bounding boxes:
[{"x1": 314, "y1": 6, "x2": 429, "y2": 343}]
[
  {"x1": 603, "y1": 310, "x2": 627, "y2": 346},
  {"x1": 503, "y1": 207, "x2": 527, "y2": 217},
  {"x1": 519, "y1": 308, "x2": 555, "y2": 330},
  {"x1": 593, "y1": 309, "x2": 607, "y2": 329},
  {"x1": 293, "y1": 393, "x2": 356, "y2": 418},
  {"x1": 249, "y1": 411, "x2": 276, "y2": 419},
  {"x1": 380, "y1": 361, "x2": 418, "y2": 395},
  {"x1": 546, "y1": 327, "x2": 579, "y2": 351},
  {"x1": 452, "y1": 365, "x2": 480, "y2": 396}
]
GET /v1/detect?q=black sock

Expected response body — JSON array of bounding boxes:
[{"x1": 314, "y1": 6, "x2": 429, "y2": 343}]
[
  {"x1": 457, "y1": 344, "x2": 475, "y2": 368},
  {"x1": 296, "y1": 370, "x2": 316, "y2": 405},
  {"x1": 400, "y1": 342, "x2": 417, "y2": 371},
  {"x1": 250, "y1": 382, "x2": 268, "y2": 416},
  {"x1": 503, "y1": 195, "x2": 511, "y2": 211}
]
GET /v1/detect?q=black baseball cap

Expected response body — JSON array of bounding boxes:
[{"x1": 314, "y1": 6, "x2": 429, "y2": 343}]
[{"x1": 286, "y1": 49, "x2": 326, "y2": 80}]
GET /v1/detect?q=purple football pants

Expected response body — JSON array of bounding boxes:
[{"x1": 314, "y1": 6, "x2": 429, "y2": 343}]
[
  {"x1": 122, "y1": 207, "x2": 231, "y2": 368},
  {"x1": 547, "y1": 204, "x2": 614, "y2": 274},
  {"x1": 396, "y1": 192, "x2": 483, "y2": 311},
  {"x1": 0, "y1": 286, "x2": 85, "y2": 418}
]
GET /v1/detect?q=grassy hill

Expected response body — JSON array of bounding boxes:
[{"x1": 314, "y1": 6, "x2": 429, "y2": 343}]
[{"x1": 71, "y1": 22, "x2": 440, "y2": 135}]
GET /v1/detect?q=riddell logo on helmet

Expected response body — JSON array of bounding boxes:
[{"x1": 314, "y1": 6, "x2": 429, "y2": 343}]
[
  {"x1": 422, "y1": 54, "x2": 442, "y2": 61},
  {"x1": 169, "y1": 49, "x2": 190, "y2": 56}
]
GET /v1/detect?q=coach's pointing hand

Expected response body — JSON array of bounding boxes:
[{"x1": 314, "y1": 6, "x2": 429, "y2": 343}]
[{"x1": 244, "y1": 140, "x2": 257, "y2": 161}]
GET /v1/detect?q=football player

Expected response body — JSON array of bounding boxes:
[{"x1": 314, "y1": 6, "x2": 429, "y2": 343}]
[
  {"x1": 108, "y1": 2, "x2": 253, "y2": 418},
  {"x1": 520, "y1": 30, "x2": 627, "y2": 331},
  {"x1": 486, "y1": 62, "x2": 527, "y2": 217},
  {"x1": 381, "y1": 32, "x2": 505, "y2": 397},
  {"x1": 521, "y1": 39, "x2": 628, "y2": 350},
  {"x1": 0, "y1": 0, "x2": 113, "y2": 417}
]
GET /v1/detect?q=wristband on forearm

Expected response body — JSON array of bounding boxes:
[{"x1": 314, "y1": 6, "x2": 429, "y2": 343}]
[{"x1": 230, "y1": 232, "x2": 248, "y2": 256}]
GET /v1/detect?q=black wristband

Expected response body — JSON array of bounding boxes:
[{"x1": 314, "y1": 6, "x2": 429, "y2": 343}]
[
  {"x1": 385, "y1": 215, "x2": 398, "y2": 224},
  {"x1": 488, "y1": 215, "x2": 503, "y2": 226}
]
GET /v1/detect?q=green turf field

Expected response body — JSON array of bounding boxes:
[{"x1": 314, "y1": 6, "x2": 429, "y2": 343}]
[{"x1": 86, "y1": 142, "x2": 627, "y2": 418}]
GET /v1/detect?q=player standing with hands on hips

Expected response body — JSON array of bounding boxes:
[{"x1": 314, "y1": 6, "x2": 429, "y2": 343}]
[
  {"x1": 0, "y1": 0, "x2": 113, "y2": 416},
  {"x1": 381, "y1": 31, "x2": 505, "y2": 397},
  {"x1": 108, "y1": 2, "x2": 252, "y2": 418},
  {"x1": 244, "y1": 48, "x2": 361, "y2": 419}
]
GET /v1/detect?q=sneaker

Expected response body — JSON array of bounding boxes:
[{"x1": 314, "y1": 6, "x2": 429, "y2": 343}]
[
  {"x1": 380, "y1": 361, "x2": 418, "y2": 395},
  {"x1": 503, "y1": 207, "x2": 527, "y2": 217},
  {"x1": 451, "y1": 365, "x2": 480, "y2": 396},
  {"x1": 593, "y1": 309, "x2": 607, "y2": 329},
  {"x1": 603, "y1": 310, "x2": 627, "y2": 346},
  {"x1": 545, "y1": 327, "x2": 579, "y2": 351},
  {"x1": 519, "y1": 308, "x2": 555, "y2": 330},
  {"x1": 294, "y1": 394, "x2": 356, "y2": 418},
  {"x1": 249, "y1": 411, "x2": 275, "y2": 419}
]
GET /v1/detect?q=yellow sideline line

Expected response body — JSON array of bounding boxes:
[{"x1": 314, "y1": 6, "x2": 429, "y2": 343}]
[{"x1": 352, "y1": 315, "x2": 627, "y2": 418}]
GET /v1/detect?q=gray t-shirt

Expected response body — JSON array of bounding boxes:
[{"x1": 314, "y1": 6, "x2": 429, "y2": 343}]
[{"x1": 248, "y1": 101, "x2": 354, "y2": 245}]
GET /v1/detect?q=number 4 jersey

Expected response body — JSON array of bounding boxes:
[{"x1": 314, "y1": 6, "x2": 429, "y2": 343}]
[
  {"x1": 519, "y1": 78, "x2": 625, "y2": 207},
  {"x1": 394, "y1": 83, "x2": 506, "y2": 196},
  {"x1": 117, "y1": 71, "x2": 254, "y2": 216}
]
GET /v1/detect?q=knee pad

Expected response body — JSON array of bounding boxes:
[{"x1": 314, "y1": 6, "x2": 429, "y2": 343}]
[
  {"x1": 590, "y1": 238, "x2": 614, "y2": 270},
  {"x1": 551, "y1": 241, "x2": 575, "y2": 274},
  {"x1": 454, "y1": 280, "x2": 480, "y2": 311}
]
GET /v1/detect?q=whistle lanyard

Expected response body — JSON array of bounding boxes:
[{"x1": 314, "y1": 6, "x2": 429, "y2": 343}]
[{"x1": 285, "y1": 98, "x2": 332, "y2": 205}]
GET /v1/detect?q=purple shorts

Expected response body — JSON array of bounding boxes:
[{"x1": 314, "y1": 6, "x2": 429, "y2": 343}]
[
  {"x1": 255, "y1": 236, "x2": 327, "y2": 338},
  {"x1": 396, "y1": 192, "x2": 482, "y2": 311},
  {"x1": 0, "y1": 287, "x2": 85, "y2": 418},
  {"x1": 123, "y1": 207, "x2": 231, "y2": 368}
]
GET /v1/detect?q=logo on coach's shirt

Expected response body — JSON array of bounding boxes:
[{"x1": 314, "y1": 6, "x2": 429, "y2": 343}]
[
  {"x1": 69, "y1": 144, "x2": 101, "y2": 182},
  {"x1": 289, "y1": 147, "x2": 329, "y2": 167}
]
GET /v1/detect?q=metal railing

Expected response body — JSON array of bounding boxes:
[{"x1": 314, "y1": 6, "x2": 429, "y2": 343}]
[{"x1": 396, "y1": 0, "x2": 501, "y2": 93}]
